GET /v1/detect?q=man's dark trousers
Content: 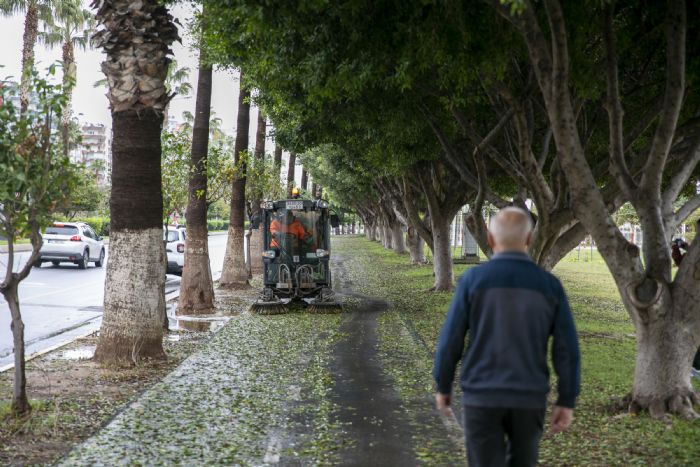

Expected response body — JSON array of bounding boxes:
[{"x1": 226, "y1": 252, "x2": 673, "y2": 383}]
[{"x1": 463, "y1": 406, "x2": 545, "y2": 467}]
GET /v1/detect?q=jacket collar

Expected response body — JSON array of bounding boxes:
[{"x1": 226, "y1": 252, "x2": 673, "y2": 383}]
[{"x1": 491, "y1": 251, "x2": 533, "y2": 262}]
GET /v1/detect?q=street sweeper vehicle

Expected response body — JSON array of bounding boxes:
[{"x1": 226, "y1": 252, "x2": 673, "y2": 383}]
[{"x1": 249, "y1": 194, "x2": 342, "y2": 314}]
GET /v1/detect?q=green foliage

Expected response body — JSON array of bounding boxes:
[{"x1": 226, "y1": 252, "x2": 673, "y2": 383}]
[
  {"x1": 206, "y1": 218, "x2": 229, "y2": 232},
  {"x1": 71, "y1": 215, "x2": 109, "y2": 236},
  {"x1": 0, "y1": 68, "x2": 78, "y2": 242},
  {"x1": 613, "y1": 202, "x2": 639, "y2": 226},
  {"x1": 59, "y1": 163, "x2": 107, "y2": 218},
  {"x1": 161, "y1": 120, "x2": 241, "y2": 223},
  {"x1": 161, "y1": 129, "x2": 191, "y2": 221}
]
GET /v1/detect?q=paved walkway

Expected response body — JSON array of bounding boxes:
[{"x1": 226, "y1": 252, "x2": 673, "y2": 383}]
[{"x1": 60, "y1": 253, "x2": 463, "y2": 466}]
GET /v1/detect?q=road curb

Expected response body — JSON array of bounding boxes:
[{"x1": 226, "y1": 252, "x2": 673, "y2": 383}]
[
  {"x1": 1, "y1": 268, "x2": 224, "y2": 373},
  {"x1": 0, "y1": 325, "x2": 99, "y2": 373}
]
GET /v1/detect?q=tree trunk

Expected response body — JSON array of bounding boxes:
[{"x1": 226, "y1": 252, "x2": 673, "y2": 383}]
[
  {"x1": 178, "y1": 58, "x2": 215, "y2": 314},
  {"x1": 630, "y1": 309, "x2": 700, "y2": 420},
  {"x1": 20, "y1": 4, "x2": 39, "y2": 114},
  {"x1": 407, "y1": 226, "x2": 425, "y2": 264},
  {"x1": 391, "y1": 222, "x2": 406, "y2": 254},
  {"x1": 301, "y1": 169, "x2": 308, "y2": 192},
  {"x1": 5, "y1": 282, "x2": 31, "y2": 416},
  {"x1": 381, "y1": 223, "x2": 392, "y2": 249},
  {"x1": 249, "y1": 111, "x2": 266, "y2": 275},
  {"x1": 431, "y1": 217, "x2": 454, "y2": 291},
  {"x1": 220, "y1": 74, "x2": 251, "y2": 288},
  {"x1": 287, "y1": 152, "x2": 297, "y2": 196},
  {"x1": 61, "y1": 40, "x2": 76, "y2": 158},
  {"x1": 95, "y1": 111, "x2": 167, "y2": 364},
  {"x1": 365, "y1": 222, "x2": 374, "y2": 240},
  {"x1": 274, "y1": 143, "x2": 283, "y2": 176}
]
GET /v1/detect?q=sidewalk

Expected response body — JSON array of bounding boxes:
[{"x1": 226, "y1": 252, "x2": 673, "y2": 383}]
[
  {"x1": 60, "y1": 297, "x2": 347, "y2": 465},
  {"x1": 59, "y1": 238, "x2": 464, "y2": 465}
]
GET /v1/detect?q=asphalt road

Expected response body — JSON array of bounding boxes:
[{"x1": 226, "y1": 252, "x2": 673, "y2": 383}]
[{"x1": 0, "y1": 233, "x2": 229, "y2": 370}]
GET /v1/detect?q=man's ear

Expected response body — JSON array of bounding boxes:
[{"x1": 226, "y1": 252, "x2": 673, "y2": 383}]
[
  {"x1": 487, "y1": 231, "x2": 495, "y2": 249},
  {"x1": 525, "y1": 231, "x2": 533, "y2": 247}
]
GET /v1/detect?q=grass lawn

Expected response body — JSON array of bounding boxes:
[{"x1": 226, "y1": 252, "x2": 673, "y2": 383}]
[
  {"x1": 333, "y1": 236, "x2": 700, "y2": 467},
  {"x1": 0, "y1": 238, "x2": 32, "y2": 246}
]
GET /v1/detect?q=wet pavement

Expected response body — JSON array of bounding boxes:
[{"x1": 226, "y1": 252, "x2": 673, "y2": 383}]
[
  {"x1": 58, "y1": 240, "x2": 462, "y2": 465},
  {"x1": 0, "y1": 233, "x2": 228, "y2": 370}
]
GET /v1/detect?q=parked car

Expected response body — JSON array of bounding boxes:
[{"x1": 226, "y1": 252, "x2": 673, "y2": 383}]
[
  {"x1": 36, "y1": 222, "x2": 106, "y2": 269},
  {"x1": 165, "y1": 226, "x2": 186, "y2": 275}
]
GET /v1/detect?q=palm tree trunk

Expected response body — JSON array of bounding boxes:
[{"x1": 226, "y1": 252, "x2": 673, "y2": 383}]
[
  {"x1": 61, "y1": 40, "x2": 76, "y2": 158},
  {"x1": 92, "y1": 0, "x2": 178, "y2": 364},
  {"x1": 249, "y1": 111, "x2": 266, "y2": 275},
  {"x1": 300, "y1": 168, "x2": 308, "y2": 192},
  {"x1": 220, "y1": 71, "x2": 251, "y2": 288},
  {"x1": 178, "y1": 53, "x2": 214, "y2": 314},
  {"x1": 20, "y1": 3, "x2": 39, "y2": 114},
  {"x1": 274, "y1": 143, "x2": 283, "y2": 178},
  {"x1": 94, "y1": 111, "x2": 167, "y2": 363},
  {"x1": 287, "y1": 152, "x2": 296, "y2": 196}
]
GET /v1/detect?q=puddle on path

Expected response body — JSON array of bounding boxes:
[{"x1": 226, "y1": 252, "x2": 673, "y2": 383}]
[
  {"x1": 171, "y1": 315, "x2": 230, "y2": 332},
  {"x1": 47, "y1": 345, "x2": 96, "y2": 361}
]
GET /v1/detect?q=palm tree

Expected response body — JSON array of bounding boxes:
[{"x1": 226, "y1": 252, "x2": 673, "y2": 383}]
[
  {"x1": 162, "y1": 59, "x2": 192, "y2": 128},
  {"x1": 38, "y1": 0, "x2": 94, "y2": 156},
  {"x1": 220, "y1": 70, "x2": 251, "y2": 288},
  {"x1": 178, "y1": 40, "x2": 215, "y2": 314},
  {"x1": 92, "y1": 0, "x2": 179, "y2": 365},
  {"x1": 249, "y1": 111, "x2": 266, "y2": 275},
  {"x1": 287, "y1": 151, "x2": 296, "y2": 196},
  {"x1": 273, "y1": 142, "x2": 283, "y2": 179},
  {"x1": 0, "y1": 0, "x2": 73, "y2": 113},
  {"x1": 95, "y1": 59, "x2": 191, "y2": 129}
]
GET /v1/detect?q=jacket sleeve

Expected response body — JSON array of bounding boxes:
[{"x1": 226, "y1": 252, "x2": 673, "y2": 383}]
[
  {"x1": 432, "y1": 273, "x2": 470, "y2": 395},
  {"x1": 551, "y1": 280, "x2": 581, "y2": 408}
]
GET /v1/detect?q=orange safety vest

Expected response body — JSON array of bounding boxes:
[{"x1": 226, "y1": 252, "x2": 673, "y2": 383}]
[{"x1": 270, "y1": 219, "x2": 307, "y2": 248}]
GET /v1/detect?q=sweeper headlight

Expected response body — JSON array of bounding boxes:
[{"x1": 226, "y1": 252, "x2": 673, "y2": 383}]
[
  {"x1": 317, "y1": 200, "x2": 329, "y2": 209},
  {"x1": 262, "y1": 250, "x2": 277, "y2": 259},
  {"x1": 315, "y1": 249, "x2": 329, "y2": 258},
  {"x1": 261, "y1": 201, "x2": 274, "y2": 210}
]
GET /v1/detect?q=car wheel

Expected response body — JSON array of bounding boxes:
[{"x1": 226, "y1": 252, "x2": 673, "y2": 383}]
[
  {"x1": 78, "y1": 250, "x2": 89, "y2": 269},
  {"x1": 51, "y1": 260, "x2": 60, "y2": 267},
  {"x1": 95, "y1": 249, "x2": 105, "y2": 267}
]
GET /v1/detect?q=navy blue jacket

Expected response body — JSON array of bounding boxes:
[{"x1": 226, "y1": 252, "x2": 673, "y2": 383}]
[{"x1": 432, "y1": 252, "x2": 580, "y2": 409}]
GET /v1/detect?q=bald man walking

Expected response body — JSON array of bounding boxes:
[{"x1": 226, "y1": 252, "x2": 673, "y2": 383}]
[{"x1": 433, "y1": 207, "x2": 580, "y2": 467}]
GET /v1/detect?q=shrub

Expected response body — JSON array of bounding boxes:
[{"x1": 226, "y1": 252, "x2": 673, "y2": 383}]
[{"x1": 72, "y1": 216, "x2": 110, "y2": 237}]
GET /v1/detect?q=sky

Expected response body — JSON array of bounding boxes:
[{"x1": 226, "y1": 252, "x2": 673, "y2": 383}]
[{"x1": 0, "y1": 1, "x2": 298, "y2": 177}]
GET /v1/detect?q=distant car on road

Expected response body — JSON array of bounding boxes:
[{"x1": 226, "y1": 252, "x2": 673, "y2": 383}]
[
  {"x1": 165, "y1": 226, "x2": 186, "y2": 275},
  {"x1": 36, "y1": 222, "x2": 105, "y2": 269}
]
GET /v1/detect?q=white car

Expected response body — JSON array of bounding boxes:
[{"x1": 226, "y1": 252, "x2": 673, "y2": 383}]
[
  {"x1": 37, "y1": 222, "x2": 106, "y2": 269},
  {"x1": 165, "y1": 226, "x2": 186, "y2": 275}
]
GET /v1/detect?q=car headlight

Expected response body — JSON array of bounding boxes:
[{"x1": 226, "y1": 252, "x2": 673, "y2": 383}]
[
  {"x1": 261, "y1": 201, "x2": 275, "y2": 210},
  {"x1": 317, "y1": 200, "x2": 329, "y2": 209},
  {"x1": 316, "y1": 249, "x2": 329, "y2": 258},
  {"x1": 262, "y1": 250, "x2": 276, "y2": 259}
]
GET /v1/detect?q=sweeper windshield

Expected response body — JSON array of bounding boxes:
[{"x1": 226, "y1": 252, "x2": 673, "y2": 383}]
[{"x1": 263, "y1": 206, "x2": 330, "y2": 285}]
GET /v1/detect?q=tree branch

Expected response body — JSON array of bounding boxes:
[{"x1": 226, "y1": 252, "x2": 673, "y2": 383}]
[
  {"x1": 662, "y1": 137, "x2": 700, "y2": 214},
  {"x1": 603, "y1": 5, "x2": 637, "y2": 198},
  {"x1": 401, "y1": 176, "x2": 434, "y2": 250},
  {"x1": 670, "y1": 194, "x2": 700, "y2": 231},
  {"x1": 639, "y1": 0, "x2": 686, "y2": 193}
]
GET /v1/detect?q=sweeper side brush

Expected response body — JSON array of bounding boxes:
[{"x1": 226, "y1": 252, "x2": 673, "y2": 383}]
[
  {"x1": 306, "y1": 288, "x2": 343, "y2": 314},
  {"x1": 250, "y1": 301, "x2": 289, "y2": 315},
  {"x1": 250, "y1": 288, "x2": 289, "y2": 315}
]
